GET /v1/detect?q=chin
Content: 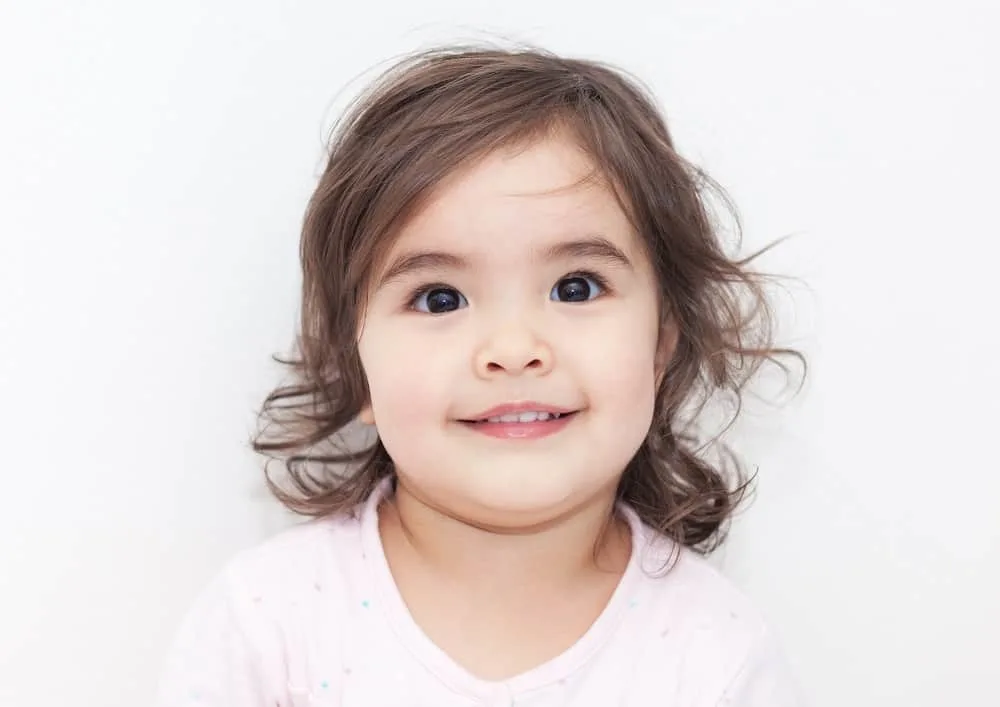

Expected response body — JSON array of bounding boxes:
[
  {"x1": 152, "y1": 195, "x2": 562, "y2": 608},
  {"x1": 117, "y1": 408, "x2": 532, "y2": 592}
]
[{"x1": 454, "y1": 472, "x2": 614, "y2": 527}]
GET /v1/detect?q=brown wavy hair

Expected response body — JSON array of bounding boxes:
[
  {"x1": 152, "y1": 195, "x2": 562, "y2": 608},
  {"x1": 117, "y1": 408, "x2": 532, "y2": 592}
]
[{"x1": 252, "y1": 44, "x2": 803, "y2": 554}]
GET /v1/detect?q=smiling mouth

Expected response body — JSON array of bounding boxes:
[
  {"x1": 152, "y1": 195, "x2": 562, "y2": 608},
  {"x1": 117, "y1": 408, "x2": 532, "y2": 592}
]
[
  {"x1": 455, "y1": 409, "x2": 581, "y2": 439},
  {"x1": 464, "y1": 410, "x2": 576, "y2": 424}
]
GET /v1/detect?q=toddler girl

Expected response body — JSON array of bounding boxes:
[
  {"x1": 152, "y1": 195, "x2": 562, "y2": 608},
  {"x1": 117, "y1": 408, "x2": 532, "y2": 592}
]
[{"x1": 157, "y1": 45, "x2": 804, "y2": 706}]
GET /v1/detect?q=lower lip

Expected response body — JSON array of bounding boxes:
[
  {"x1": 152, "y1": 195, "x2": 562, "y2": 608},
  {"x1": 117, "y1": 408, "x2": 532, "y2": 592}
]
[{"x1": 460, "y1": 412, "x2": 578, "y2": 439}]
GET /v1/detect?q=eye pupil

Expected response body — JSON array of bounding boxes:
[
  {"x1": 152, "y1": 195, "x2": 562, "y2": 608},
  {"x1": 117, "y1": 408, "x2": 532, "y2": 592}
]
[
  {"x1": 556, "y1": 277, "x2": 591, "y2": 302},
  {"x1": 426, "y1": 288, "x2": 460, "y2": 313}
]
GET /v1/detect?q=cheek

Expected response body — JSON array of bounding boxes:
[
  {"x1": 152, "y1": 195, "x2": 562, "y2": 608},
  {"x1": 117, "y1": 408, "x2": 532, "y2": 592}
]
[
  {"x1": 596, "y1": 348, "x2": 658, "y2": 412},
  {"x1": 359, "y1": 322, "x2": 456, "y2": 425},
  {"x1": 582, "y1": 307, "x2": 660, "y2": 414}
]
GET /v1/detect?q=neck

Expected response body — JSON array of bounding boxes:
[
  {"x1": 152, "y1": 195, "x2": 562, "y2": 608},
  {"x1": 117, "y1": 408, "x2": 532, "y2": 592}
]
[{"x1": 378, "y1": 477, "x2": 631, "y2": 596}]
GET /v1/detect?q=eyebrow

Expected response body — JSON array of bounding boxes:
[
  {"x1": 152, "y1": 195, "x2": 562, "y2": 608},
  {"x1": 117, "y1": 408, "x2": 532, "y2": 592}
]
[
  {"x1": 376, "y1": 235, "x2": 634, "y2": 289},
  {"x1": 543, "y1": 236, "x2": 633, "y2": 270}
]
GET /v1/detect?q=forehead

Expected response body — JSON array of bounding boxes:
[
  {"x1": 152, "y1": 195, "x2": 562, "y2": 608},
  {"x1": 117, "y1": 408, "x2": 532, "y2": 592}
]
[{"x1": 383, "y1": 132, "x2": 643, "y2": 265}]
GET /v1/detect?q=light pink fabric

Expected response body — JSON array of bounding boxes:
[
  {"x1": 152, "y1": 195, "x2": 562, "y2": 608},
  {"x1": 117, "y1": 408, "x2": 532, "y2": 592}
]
[{"x1": 157, "y1": 480, "x2": 803, "y2": 706}]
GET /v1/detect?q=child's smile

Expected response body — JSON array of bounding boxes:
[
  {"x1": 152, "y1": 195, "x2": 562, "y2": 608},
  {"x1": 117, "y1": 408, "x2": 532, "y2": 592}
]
[{"x1": 456, "y1": 401, "x2": 582, "y2": 440}]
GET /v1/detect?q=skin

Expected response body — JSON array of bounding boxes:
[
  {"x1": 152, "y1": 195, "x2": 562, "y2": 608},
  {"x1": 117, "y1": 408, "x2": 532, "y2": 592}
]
[{"x1": 357, "y1": 129, "x2": 675, "y2": 679}]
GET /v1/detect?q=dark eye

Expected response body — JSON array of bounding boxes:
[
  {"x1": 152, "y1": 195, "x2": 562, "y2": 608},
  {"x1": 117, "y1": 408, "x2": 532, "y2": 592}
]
[
  {"x1": 550, "y1": 275, "x2": 604, "y2": 303},
  {"x1": 412, "y1": 287, "x2": 468, "y2": 314}
]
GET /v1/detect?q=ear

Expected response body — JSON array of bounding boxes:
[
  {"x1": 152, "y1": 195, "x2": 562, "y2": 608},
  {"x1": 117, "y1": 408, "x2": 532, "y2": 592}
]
[
  {"x1": 654, "y1": 320, "x2": 679, "y2": 389},
  {"x1": 358, "y1": 403, "x2": 376, "y2": 426}
]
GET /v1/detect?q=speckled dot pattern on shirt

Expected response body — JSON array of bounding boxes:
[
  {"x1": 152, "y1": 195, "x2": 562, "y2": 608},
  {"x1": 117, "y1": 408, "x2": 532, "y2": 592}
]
[{"x1": 155, "y1": 478, "x2": 803, "y2": 706}]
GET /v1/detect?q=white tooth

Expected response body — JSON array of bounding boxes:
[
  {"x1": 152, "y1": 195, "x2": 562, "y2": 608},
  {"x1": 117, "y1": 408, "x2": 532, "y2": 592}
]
[{"x1": 482, "y1": 411, "x2": 562, "y2": 423}]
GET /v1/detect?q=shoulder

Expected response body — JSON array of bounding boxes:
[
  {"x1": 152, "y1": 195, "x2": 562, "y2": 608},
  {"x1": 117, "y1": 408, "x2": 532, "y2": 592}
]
[
  {"x1": 645, "y1": 539, "x2": 765, "y2": 633},
  {"x1": 624, "y1": 527, "x2": 803, "y2": 704},
  {"x1": 214, "y1": 510, "x2": 366, "y2": 615},
  {"x1": 628, "y1": 520, "x2": 769, "y2": 638},
  {"x1": 157, "y1": 512, "x2": 369, "y2": 704}
]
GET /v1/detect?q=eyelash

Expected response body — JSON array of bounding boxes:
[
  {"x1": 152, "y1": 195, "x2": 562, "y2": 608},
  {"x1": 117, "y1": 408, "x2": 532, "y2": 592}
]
[{"x1": 404, "y1": 269, "x2": 613, "y2": 312}]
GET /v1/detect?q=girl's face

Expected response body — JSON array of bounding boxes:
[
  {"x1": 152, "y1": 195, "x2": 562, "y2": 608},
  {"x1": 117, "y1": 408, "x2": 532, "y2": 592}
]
[{"x1": 358, "y1": 131, "x2": 671, "y2": 528}]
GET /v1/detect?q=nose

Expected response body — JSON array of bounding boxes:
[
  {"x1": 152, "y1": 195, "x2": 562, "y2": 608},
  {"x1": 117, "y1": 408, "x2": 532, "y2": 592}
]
[{"x1": 473, "y1": 319, "x2": 553, "y2": 378}]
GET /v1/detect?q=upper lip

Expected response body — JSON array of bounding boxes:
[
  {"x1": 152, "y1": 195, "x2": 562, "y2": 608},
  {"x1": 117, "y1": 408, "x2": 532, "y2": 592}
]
[{"x1": 462, "y1": 401, "x2": 578, "y2": 421}]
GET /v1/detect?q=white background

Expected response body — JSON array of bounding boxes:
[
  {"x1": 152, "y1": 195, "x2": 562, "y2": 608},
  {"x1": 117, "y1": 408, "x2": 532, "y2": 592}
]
[{"x1": 1, "y1": 1, "x2": 997, "y2": 705}]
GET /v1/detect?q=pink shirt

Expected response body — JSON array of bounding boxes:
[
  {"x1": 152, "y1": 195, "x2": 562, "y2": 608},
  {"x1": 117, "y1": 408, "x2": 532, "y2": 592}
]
[{"x1": 157, "y1": 480, "x2": 803, "y2": 706}]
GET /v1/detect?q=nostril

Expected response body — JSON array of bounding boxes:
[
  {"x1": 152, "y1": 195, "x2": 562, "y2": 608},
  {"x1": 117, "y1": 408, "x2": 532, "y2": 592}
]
[{"x1": 485, "y1": 358, "x2": 542, "y2": 372}]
